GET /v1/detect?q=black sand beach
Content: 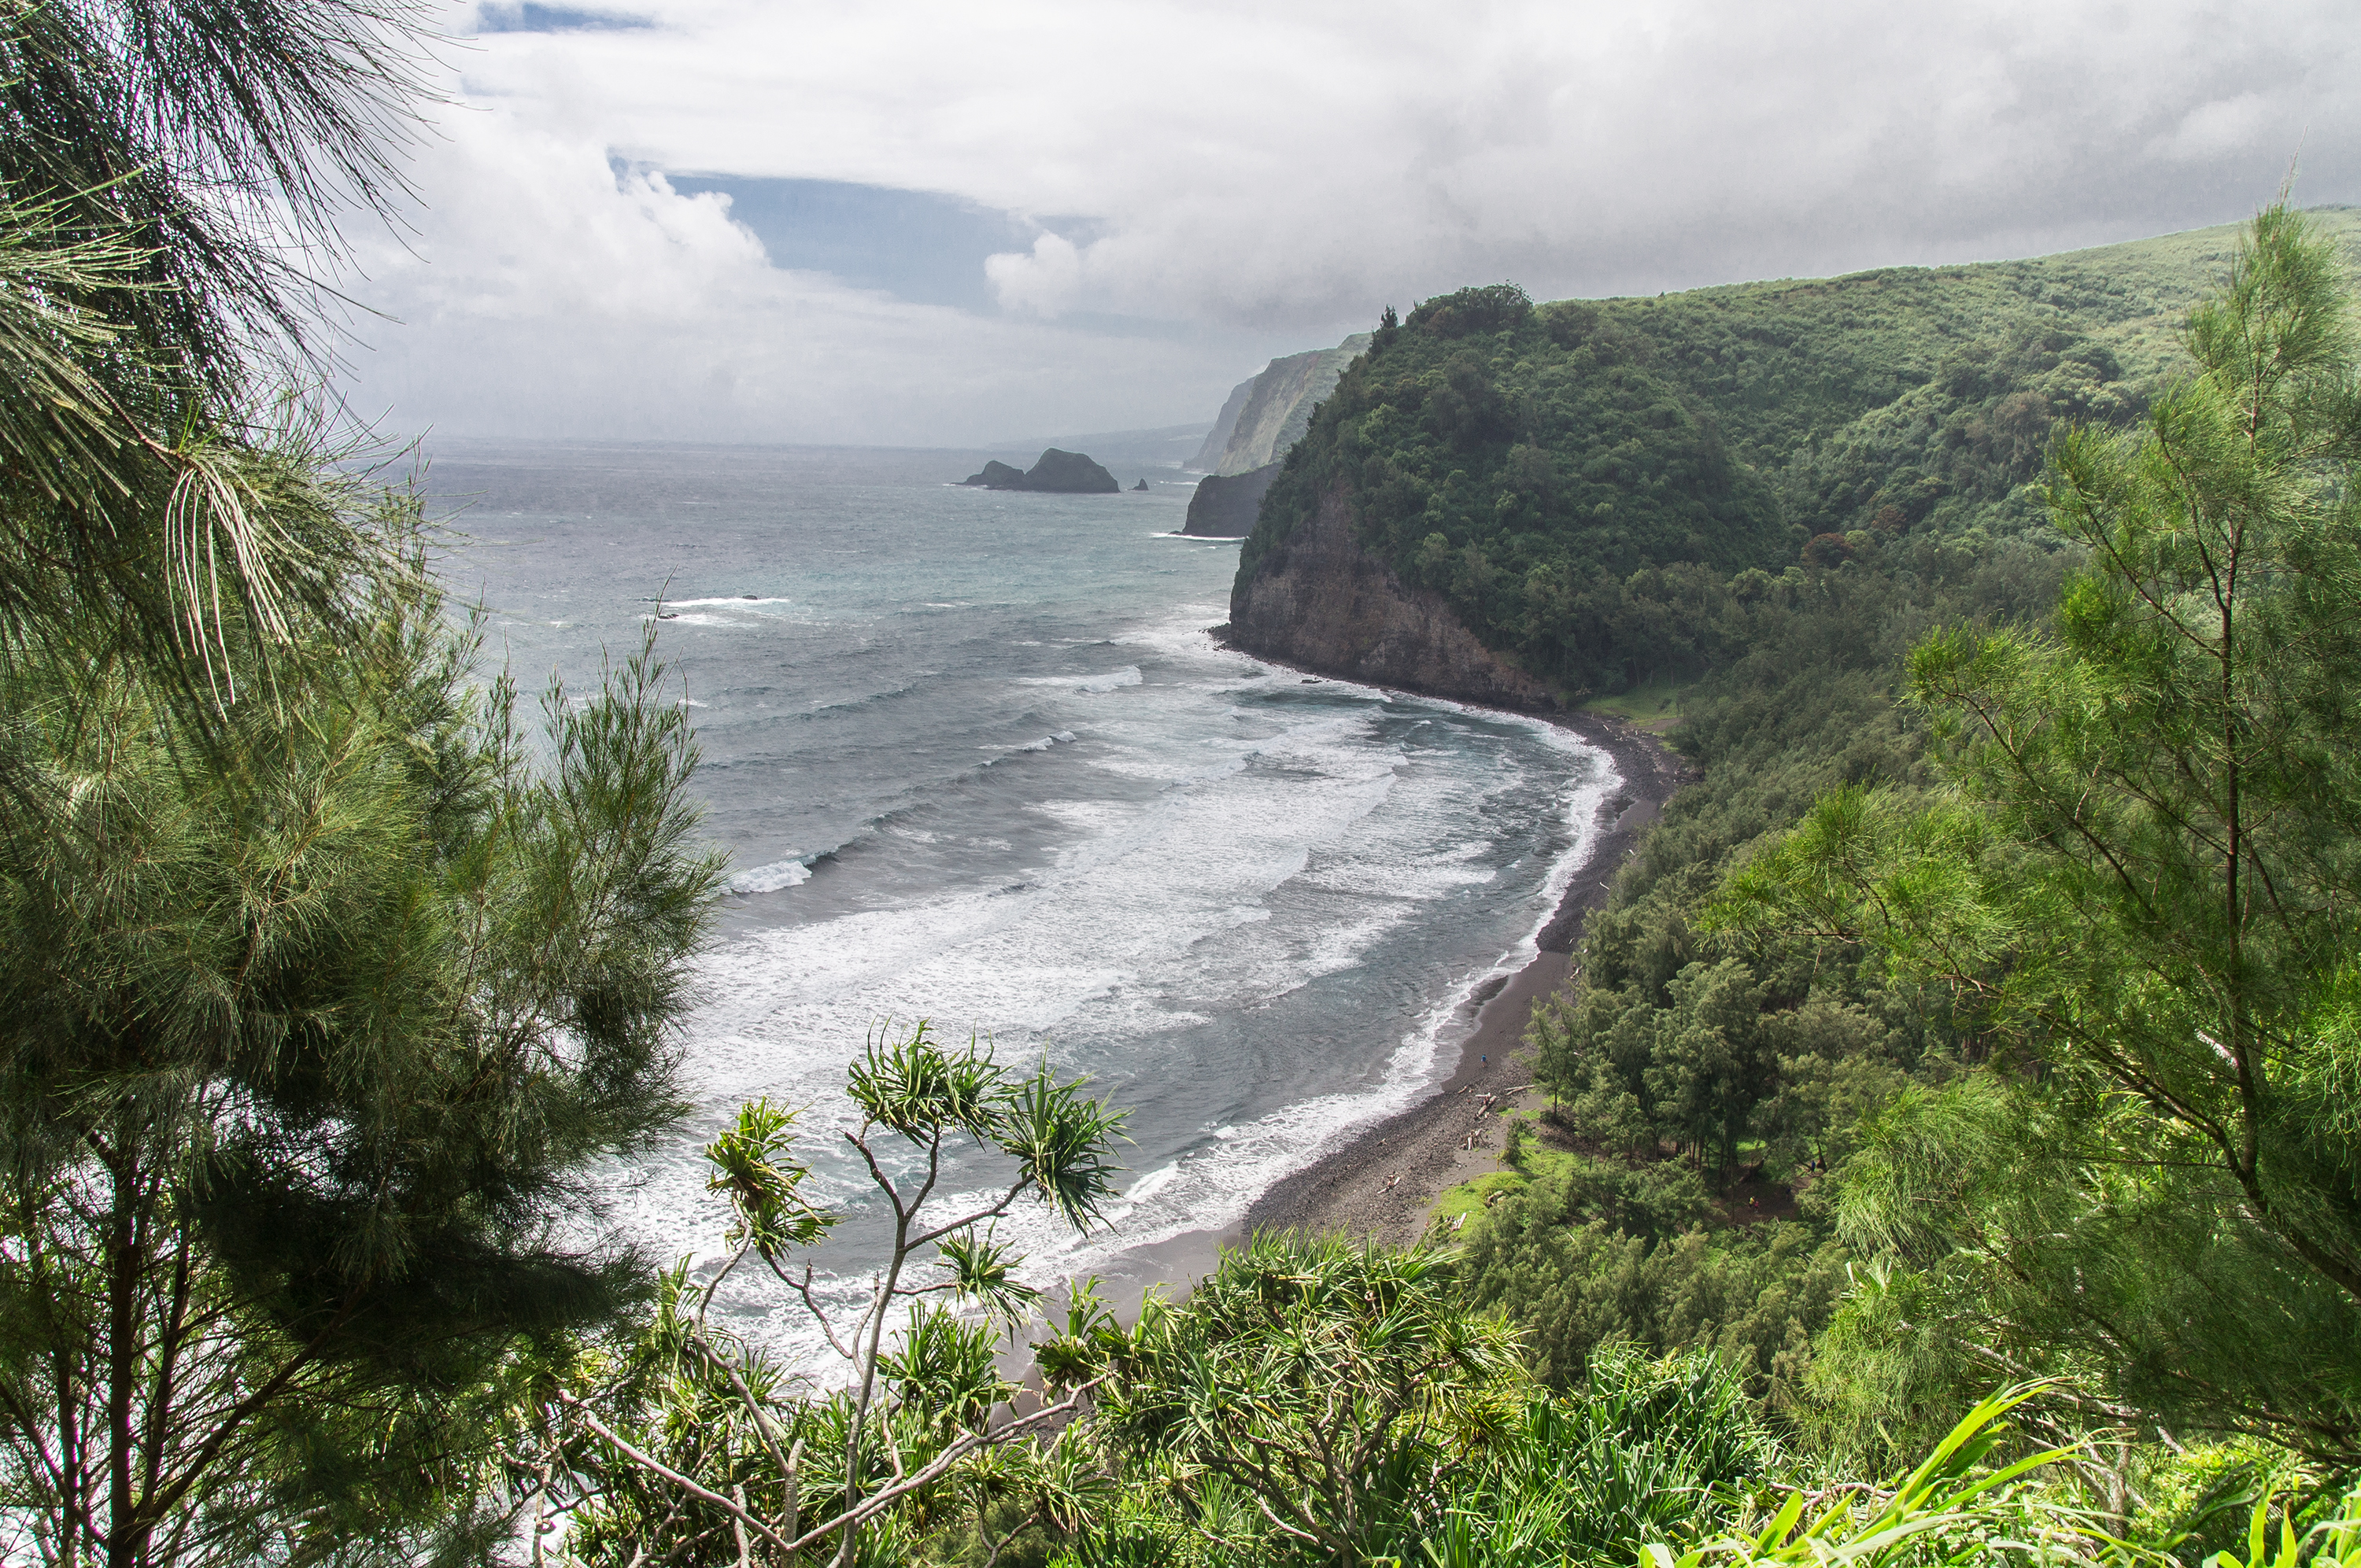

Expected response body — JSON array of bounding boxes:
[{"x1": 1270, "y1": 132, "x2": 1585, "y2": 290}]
[{"x1": 1237, "y1": 708, "x2": 1687, "y2": 1245}]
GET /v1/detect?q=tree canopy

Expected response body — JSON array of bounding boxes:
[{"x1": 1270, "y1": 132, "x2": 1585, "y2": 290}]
[{"x1": 1714, "y1": 202, "x2": 2361, "y2": 1465}]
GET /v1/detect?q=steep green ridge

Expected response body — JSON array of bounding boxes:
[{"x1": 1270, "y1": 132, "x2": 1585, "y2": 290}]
[{"x1": 1238, "y1": 208, "x2": 2361, "y2": 696}]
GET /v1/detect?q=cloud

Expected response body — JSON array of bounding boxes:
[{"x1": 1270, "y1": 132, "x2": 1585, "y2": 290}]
[
  {"x1": 985, "y1": 231, "x2": 1084, "y2": 316},
  {"x1": 342, "y1": 93, "x2": 1299, "y2": 443},
  {"x1": 339, "y1": 0, "x2": 2361, "y2": 442}
]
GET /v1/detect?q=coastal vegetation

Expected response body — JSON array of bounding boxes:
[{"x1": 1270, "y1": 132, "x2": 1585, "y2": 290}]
[
  {"x1": 2, "y1": 0, "x2": 2357, "y2": 1562},
  {"x1": 0, "y1": 2, "x2": 723, "y2": 1561},
  {"x1": 1241, "y1": 208, "x2": 2360, "y2": 698},
  {"x1": 1427, "y1": 201, "x2": 2361, "y2": 1561}
]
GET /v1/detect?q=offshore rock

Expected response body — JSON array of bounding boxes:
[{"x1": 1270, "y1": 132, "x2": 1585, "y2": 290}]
[
  {"x1": 1019, "y1": 448, "x2": 1120, "y2": 493},
  {"x1": 1229, "y1": 479, "x2": 1554, "y2": 710},
  {"x1": 1180, "y1": 461, "x2": 1278, "y2": 537},
  {"x1": 959, "y1": 450, "x2": 1121, "y2": 493}
]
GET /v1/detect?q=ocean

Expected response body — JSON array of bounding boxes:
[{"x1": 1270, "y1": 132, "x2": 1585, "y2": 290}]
[{"x1": 422, "y1": 437, "x2": 1613, "y2": 1364}]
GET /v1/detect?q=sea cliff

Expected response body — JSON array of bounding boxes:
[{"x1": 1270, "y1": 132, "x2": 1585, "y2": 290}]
[
  {"x1": 1189, "y1": 334, "x2": 1373, "y2": 476},
  {"x1": 1179, "y1": 462, "x2": 1277, "y2": 537},
  {"x1": 1221, "y1": 209, "x2": 2361, "y2": 709},
  {"x1": 1225, "y1": 478, "x2": 1553, "y2": 709}
]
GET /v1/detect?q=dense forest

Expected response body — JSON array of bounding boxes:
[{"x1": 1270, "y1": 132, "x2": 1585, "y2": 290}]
[
  {"x1": 2, "y1": 2, "x2": 2359, "y2": 1564},
  {"x1": 1312, "y1": 207, "x2": 2361, "y2": 1562}
]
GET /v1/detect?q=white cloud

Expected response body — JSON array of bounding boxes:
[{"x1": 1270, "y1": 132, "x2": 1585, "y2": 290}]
[
  {"x1": 985, "y1": 231, "x2": 1085, "y2": 317},
  {"x1": 342, "y1": 93, "x2": 1297, "y2": 443},
  {"x1": 338, "y1": 0, "x2": 2361, "y2": 443},
  {"x1": 2152, "y1": 92, "x2": 2278, "y2": 164}
]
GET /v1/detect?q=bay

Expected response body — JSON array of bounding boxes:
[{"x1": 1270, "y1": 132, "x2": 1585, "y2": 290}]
[{"x1": 422, "y1": 437, "x2": 1610, "y2": 1363}]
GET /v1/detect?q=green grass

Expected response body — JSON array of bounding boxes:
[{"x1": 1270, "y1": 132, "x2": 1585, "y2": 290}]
[
  {"x1": 1580, "y1": 678, "x2": 1690, "y2": 729},
  {"x1": 1431, "y1": 1108, "x2": 1581, "y2": 1231},
  {"x1": 1432, "y1": 1170, "x2": 1528, "y2": 1230}
]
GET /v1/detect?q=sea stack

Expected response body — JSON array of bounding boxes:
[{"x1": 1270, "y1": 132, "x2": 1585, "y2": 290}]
[
  {"x1": 959, "y1": 459, "x2": 1029, "y2": 488},
  {"x1": 1018, "y1": 448, "x2": 1121, "y2": 493},
  {"x1": 958, "y1": 449, "x2": 1121, "y2": 493}
]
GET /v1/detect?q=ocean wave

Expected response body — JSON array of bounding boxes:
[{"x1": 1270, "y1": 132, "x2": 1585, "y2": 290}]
[
  {"x1": 791, "y1": 675, "x2": 940, "y2": 722},
  {"x1": 1014, "y1": 666, "x2": 1142, "y2": 694},
  {"x1": 728, "y1": 859, "x2": 812, "y2": 895},
  {"x1": 667, "y1": 596, "x2": 793, "y2": 608},
  {"x1": 608, "y1": 647, "x2": 1620, "y2": 1372}
]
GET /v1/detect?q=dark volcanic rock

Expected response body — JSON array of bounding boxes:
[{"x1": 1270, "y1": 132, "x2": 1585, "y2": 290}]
[
  {"x1": 959, "y1": 449, "x2": 1121, "y2": 493},
  {"x1": 1180, "y1": 461, "x2": 1278, "y2": 537},
  {"x1": 1228, "y1": 478, "x2": 1554, "y2": 710},
  {"x1": 1132, "y1": 478, "x2": 1148, "y2": 491},
  {"x1": 1021, "y1": 448, "x2": 1121, "y2": 493}
]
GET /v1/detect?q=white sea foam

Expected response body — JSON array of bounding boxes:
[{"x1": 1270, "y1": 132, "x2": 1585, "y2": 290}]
[
  {"x1": 599, "y1": 601, "x2": 1620, "y2": 1377},
  {"x1": 728, "y1": 859, "x2": 812, "y2": 895},
  {"x1": 1014, "y1": 666, "x2": 1143, "y2": 694},
  {"x1": 668, "y1": 596, "x2": 793, "y2": 607}
]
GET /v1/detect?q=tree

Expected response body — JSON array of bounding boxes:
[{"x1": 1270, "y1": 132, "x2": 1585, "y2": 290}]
[
  {"x1": 1716, "y1": 203, "x2": 2361, "y2": 1462},
  {"x1": 0, "y1": 569, "x2": 723, "y2": 1566},
  {"x1": 530, "y1": 1023, "x2": 1129, "y2": 1568},
  {"x1": 1644, "y1": 959, "x2": 1772, "y2": 1182},
  {"x1": 0, "y1": 0, "x2": 434, "y2": 707},
  {"x1": 1080, "y1": 1232, "x2": 1520, "y2": 1562}
]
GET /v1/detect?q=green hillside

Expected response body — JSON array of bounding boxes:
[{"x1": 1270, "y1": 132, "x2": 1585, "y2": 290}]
[{"x1": 1241, "y1": 208, "x2": 2361, "y2": 696}]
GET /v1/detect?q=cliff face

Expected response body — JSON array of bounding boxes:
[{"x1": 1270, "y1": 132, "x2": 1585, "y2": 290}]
[
  {"x1": 1228, "y1": 479, "x2": 1554, "y2": 710},
  {"x1": 1180, "y1": 462, "x2": 1278, "y2": 537},
  {"x1": 1190, "y1": 378, "x2": 1255, "y2": 472},
  {"x1": 1188, "y1": 334, "x2": 1373, "y2": 476}
]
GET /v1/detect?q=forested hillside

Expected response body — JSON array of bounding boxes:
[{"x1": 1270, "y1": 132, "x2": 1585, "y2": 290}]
[
  {"x1": 1240, "y1": 210, "x2": 2361, "y2": 695},
  {"x1": 1373, "y1": 205, "x2": 2361, "y2": 1558}
]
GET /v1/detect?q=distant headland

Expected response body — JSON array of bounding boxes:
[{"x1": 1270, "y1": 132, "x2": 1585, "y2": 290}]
[{"x1": 959, "y1": 448, "x2": 1120, "y2": 493}]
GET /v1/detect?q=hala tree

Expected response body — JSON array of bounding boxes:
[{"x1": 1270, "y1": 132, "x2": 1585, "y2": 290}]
[
  {"x1": 1715, "y1": 202, "x2": 2361, "y2": 1463},
  {"x1": 0, "y1": 563, "x2": 723, "y2": 1566},
  {"x1": 532, "y1": 1022, "x2": 1129, "y2": 1568}
]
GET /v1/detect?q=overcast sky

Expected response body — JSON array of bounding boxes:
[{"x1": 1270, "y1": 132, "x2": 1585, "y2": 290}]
[{"x1": 336, "y1": 0, "x2": 2361, "y2": 448}]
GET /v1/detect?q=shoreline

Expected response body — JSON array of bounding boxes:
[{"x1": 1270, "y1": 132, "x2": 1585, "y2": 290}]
[
  {"x1": 1238, "y1": 706, "x2": 1687, "y2": 1245},
  {"x1": 1079, "y1": 687, "x2": 1688, "y2": 1319}
]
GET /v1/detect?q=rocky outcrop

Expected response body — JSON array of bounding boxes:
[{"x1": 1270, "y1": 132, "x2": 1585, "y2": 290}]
[
  {"x1": 1189, "y1": 334, "x2": 1373, "y2": 476},
  {"x1": 1180, "y1": 462, "x2": 1278, "y2": 537},
  {"x1": 961, "y1": 459, "x2": 1028, "y2": 488},
  {"x1": 1228, "y1": 480, "x2": 1555, "y2": 709},
  {"x1": 960, "y1": 448, "x2": 1120, "y2": 493},
  {"x1": 1024, "y1": 448, "x2": 1121, "y2": 493}
]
